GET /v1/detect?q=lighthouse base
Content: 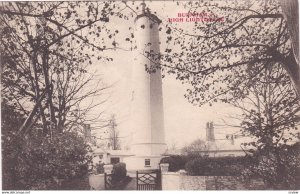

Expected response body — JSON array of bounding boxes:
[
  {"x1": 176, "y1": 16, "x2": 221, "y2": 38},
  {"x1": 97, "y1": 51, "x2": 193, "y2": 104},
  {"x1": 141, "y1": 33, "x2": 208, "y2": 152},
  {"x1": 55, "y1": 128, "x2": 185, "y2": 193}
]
[
  {"x1": 123, "y1": 143, "x2": 167, "y2": 171},
  {"x1": 123, "y1": 155, "x2": 163, "y2": 172}
]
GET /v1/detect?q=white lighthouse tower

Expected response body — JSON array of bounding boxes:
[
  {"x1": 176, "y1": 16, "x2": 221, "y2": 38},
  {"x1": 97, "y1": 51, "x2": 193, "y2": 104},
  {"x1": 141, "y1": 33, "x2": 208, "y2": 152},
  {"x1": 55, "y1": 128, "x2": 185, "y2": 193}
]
[{"x1": 124, "y1": 3, "x2": 167, "y2": 170}]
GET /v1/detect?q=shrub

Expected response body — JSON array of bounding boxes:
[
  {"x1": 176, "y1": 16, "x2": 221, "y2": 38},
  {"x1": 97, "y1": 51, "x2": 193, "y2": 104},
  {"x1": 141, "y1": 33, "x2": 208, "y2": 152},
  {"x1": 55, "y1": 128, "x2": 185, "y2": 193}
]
[
  {"x1": 160, "y1": 155, "x2": 188, "y2": 172},
  {"x1": 242, "y1": 144, "x2": 300, "y2": 189},
  {"x1": 111, "y1": 162, "x2": 127, "y2": 183},
  {"x1": 96, "y1": 162, "x2": 105, "y2": 174},
  {"x1": 2, "y1": 131, "x2": 92, "y2": 190},
  {"x1": 185, "y1": 156, "x2": 250, "y2": 176}
]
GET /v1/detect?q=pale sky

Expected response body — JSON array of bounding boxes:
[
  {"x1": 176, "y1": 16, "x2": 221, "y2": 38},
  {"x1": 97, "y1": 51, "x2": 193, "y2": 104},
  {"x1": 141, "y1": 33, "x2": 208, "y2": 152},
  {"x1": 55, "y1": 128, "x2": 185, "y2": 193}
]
[{"x1": 85, "y1": 1, "x2": 247, "y2": 149}]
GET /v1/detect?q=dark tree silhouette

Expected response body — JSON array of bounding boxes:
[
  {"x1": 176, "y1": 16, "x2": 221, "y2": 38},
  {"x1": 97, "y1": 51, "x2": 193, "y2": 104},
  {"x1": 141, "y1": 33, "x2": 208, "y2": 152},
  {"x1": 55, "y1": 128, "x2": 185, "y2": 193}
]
[{"x1": 0, "y1": 2, "x2": 129, "y2": 189}]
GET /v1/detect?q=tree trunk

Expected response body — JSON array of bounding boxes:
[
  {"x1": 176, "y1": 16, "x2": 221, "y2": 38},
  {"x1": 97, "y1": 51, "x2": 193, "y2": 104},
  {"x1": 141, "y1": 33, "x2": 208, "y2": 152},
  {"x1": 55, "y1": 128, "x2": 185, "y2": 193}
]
[
  {"x1": 283, "y1": 52, "x2": 300, "y2": 97},
  {"x1": 17, "y1": 90, "x2": 47, "y2": 135},
  {"x1": 280, "y1": 0, "x2": 300, "y2": 97},
  {"x1": 42, "y1": 49, "x2": 57, "y2": 131}
]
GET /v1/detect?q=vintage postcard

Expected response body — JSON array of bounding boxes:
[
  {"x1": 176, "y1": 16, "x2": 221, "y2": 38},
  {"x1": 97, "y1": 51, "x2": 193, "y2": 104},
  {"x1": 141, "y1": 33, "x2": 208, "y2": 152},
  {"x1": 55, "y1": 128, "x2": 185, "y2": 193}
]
[{"x1": 1, "y1": 0, "x2": 299, "y2": 191}]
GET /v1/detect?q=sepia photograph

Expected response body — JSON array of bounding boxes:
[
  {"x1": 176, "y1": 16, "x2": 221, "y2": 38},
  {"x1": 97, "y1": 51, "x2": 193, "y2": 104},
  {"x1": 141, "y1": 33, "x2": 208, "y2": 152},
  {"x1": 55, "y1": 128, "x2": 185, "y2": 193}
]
[{"x1": 1, "y1": 0, "x2": 299, "y2": 191}]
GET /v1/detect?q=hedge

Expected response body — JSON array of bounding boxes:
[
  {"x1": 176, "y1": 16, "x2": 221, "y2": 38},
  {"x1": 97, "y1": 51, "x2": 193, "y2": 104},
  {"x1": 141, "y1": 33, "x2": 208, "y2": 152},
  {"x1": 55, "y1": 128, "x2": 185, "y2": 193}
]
[
  {"x1": 160, "y1": 155, "x2": 188, "y2": 172},
  {"x1": 185, "y1": 156, "x2": 252, "y2": 176}
]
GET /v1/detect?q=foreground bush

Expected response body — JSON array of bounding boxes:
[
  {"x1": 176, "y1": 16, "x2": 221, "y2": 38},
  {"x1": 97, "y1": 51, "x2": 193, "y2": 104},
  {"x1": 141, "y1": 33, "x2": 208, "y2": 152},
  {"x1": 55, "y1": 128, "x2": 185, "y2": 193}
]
[
  {"x1": 111, "y1": 162, "x2": 127, "y2": 183},
  {"x1": 3, "y1": 131, "x2": 91, "y2": 190},
  {"x1": 242, "y1": 144, "x2": 300, "y2": 189},
  {"x1": 95, "y1": 162, "x2": 105, "y2": 174}
]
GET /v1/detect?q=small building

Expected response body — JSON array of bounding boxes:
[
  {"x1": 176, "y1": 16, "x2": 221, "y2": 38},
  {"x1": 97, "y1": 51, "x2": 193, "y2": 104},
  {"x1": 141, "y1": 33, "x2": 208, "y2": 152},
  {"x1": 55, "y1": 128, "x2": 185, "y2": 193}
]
[
  {"x1": 200, "y1": 140, "x2": 248, "y2": 157},
  {"x1": 164, "y1": 122, "x2": 253, "y2": 158},
  {"x1": 92, "y1": 148, "x2": 133, "y2": 165},
  {"x1": 202, "y1": 122, "x2": 252, "y2": 157}
]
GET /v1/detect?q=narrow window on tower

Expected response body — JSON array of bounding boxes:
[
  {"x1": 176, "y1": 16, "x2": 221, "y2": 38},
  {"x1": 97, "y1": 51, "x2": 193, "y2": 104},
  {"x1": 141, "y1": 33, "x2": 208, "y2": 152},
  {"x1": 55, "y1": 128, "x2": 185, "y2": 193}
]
[{"x1": 145, "y1": 159, "x2": 151, "y2": 166}]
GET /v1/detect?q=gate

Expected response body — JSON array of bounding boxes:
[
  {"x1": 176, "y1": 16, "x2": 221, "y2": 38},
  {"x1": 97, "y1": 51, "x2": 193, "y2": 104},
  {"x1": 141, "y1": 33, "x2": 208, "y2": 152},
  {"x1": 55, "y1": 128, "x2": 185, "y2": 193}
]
[
  {"x1": 104, "y1": 173, "x2": 113, "y2": 190},
  {"x1": 136, "y1": 169, "x2": 162, "y2": 190}
]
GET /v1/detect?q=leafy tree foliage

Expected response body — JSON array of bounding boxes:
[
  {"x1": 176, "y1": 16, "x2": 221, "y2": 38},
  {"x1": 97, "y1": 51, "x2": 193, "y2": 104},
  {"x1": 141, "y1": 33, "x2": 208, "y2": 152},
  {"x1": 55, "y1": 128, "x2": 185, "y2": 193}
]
[
  {"x1": 228, "y1": 63, "x2": 300, "y2": 189},
  {"x1": 229, "y1": 63, "x2": 300, "y2": 151},
  {"x1": 0, "y1": 2, "x2": 130, "y2": 189},
  {"x1": 0, "y1": 2, "x2": 126, "y2": 136},
  {"x1": 154, "y1": 0, "x2": 299, "y2": 105}
]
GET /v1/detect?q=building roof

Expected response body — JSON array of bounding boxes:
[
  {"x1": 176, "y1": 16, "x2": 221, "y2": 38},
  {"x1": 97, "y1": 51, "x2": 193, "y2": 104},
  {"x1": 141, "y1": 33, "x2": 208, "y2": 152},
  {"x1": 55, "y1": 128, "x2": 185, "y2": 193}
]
[
  {"x1": 163, "y1": 148, "x2": 182, "y2": 156},
  {"x1": 205, "y1": 136, "x2": 253, "y2": 152},
  {"x1": 93, "y1": 148, "x2": 133, "y2": 156}
]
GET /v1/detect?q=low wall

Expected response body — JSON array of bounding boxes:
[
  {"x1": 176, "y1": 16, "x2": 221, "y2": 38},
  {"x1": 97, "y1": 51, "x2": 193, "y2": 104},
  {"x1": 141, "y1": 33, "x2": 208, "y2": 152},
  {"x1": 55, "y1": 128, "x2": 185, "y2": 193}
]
[
  {"x1": 204, "y1": 176, "x2": 266, "y2": 190},
  {"x1": 180, "y1": 175, "x2": 206, "y2": 190},
  {"x1": 161, "y1": 172, "x2": 180, "y2": 190},
  {"x1": 89, "y1": 174, "x2": 105, "y2": 190},
  {"x1": 162, "y1": 173, "x2": 266, "y2": 190}
]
